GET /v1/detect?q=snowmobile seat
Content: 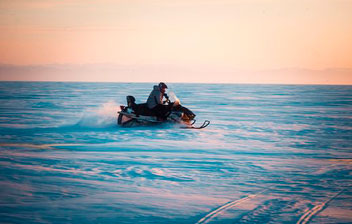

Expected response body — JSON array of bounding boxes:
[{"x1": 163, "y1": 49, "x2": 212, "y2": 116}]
[
  {"x1": 132, "y1": 103, "x2": 155, "y2": 116},
  {"x1": 126, "y1": 96, "x2": 155, "y2": 116}
]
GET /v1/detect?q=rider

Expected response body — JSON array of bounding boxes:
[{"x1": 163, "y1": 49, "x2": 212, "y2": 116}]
[{"x1": 147, "y1": 82, "x2": 171, "y2": 120}]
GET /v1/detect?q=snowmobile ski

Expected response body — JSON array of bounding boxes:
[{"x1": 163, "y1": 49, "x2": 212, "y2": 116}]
[{"x1": 181, "y1": 120, "x2": 210, "y2": 129}]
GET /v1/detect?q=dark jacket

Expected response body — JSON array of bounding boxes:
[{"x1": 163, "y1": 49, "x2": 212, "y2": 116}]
[{"x1": 147, "y1": 85, "x2": 163, "y2": 109}]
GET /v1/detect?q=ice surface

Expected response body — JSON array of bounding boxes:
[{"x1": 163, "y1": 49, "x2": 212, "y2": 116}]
[{"x1": 0, "y1": 82, "x2": 351, "y2": 223}]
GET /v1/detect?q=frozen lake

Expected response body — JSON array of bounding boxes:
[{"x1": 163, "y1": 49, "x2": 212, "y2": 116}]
[{"x1": 0, "y1": 82, "x2": 351, "y2": 223}]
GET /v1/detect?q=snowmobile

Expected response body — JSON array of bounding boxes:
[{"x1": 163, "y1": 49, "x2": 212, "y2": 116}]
[{"x1": 117, "y1": 92, "x2": 209, "y2": 129}]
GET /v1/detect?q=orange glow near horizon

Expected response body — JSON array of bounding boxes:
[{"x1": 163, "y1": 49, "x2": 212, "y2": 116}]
[{"x1": 0, "y1": 0, "x2": 352, "y2": 84}]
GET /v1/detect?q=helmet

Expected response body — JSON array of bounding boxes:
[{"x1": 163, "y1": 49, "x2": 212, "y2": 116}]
[{"x1": 158, "y1": 82, "x2": 168, "y2": 89}]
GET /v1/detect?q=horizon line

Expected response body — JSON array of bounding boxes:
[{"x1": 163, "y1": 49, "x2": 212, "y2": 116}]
[
  {"x1": 1, "y1": 63, "x2": 351, "y2": 85},
  {"x1": 0, "y1": 80, "x2": 351, "y2": 86}
]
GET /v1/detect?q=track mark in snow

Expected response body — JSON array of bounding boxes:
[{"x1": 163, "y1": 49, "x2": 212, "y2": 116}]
[
  {"x1": 296, "y1": 189, "x2": 345, "y2": 224},
  {"x1": 195, "y1": 190, "x2": 267, "y2": 224}
]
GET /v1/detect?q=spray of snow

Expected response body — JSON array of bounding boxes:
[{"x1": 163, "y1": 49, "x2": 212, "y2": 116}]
[{"x1": 77, "y1": 101, "x2": 121, "y2": 128}]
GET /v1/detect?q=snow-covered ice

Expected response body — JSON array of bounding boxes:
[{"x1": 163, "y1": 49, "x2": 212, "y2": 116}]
[{"x1": 0, "y1": 82, "x2": 351, "y2": 223}]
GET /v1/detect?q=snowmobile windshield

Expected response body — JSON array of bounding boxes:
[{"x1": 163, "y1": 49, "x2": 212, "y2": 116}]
[{"x1": 167, "y1": 91, "x2": 180, "y2": 105}]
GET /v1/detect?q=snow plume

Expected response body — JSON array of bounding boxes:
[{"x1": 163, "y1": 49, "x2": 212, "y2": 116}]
[{"x1": 77, "y1": 101, "x2": 120, "y2": 128}]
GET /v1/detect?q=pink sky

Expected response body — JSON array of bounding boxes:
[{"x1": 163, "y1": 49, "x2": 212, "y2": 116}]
[{"x1": 0, "y1": 0, "x2": 351, "y2": 84}]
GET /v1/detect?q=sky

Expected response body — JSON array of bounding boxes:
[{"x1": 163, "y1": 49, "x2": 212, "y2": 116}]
[{"x1": 0, "y1": 0, "x2": 351, "y2": 84}]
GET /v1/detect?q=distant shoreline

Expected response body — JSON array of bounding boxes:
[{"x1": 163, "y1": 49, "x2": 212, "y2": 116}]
[{"x1": 0, "y1": 80, "x2": 351, "y2": 86}]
